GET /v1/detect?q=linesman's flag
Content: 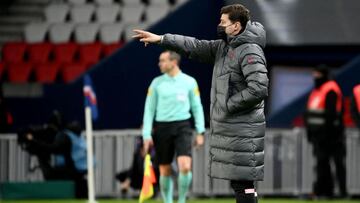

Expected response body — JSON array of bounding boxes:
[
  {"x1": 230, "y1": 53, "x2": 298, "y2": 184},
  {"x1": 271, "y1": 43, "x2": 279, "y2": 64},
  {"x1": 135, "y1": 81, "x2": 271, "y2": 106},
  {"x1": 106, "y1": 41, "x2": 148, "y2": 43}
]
[
  {"x1": 83, "y1": 74, "x2": 99, "y2": 121},
  {"x1": 139, "y1": 154, "x2": 156, "y2": 203}
]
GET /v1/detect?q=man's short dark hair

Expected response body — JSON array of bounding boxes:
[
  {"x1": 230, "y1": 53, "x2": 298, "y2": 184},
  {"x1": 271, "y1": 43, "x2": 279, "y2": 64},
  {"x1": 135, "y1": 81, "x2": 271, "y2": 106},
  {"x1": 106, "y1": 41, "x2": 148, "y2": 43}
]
[
  {"x1": 220, "y1": 4, "x2": 250, "y2": 28},
  {"x1": 164, "y1": 50, "x2": 181, "y2": 64},
  {"x1": 315, "y1": 65, "x2": 329, "y2": 77}
]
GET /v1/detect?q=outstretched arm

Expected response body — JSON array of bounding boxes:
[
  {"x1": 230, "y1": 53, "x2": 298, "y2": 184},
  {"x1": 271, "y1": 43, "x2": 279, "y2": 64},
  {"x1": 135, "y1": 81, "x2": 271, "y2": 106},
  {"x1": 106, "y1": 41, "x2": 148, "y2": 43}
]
[{"x1": 133, "y1": 30, "x2": 220, "y2": 64}]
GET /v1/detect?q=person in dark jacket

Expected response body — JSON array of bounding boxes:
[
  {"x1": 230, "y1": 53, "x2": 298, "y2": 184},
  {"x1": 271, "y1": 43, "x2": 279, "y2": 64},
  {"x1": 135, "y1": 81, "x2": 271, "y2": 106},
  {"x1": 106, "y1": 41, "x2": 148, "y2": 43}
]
[
  {"x1": 304, "y1": 67, "x2": 347, "y2": 198},
  {"x1": 0, "y1": 83, "x2": 12, "y2": 133},
  {"x1": 133, "y1": 4, "x2": 268, "y2": 203},
  {"x1": 26, "y1": 117, "x2": 88, "y2": 199},
  {"x1": 115, "y1": 137, "x2": 159, "y2": 195}
]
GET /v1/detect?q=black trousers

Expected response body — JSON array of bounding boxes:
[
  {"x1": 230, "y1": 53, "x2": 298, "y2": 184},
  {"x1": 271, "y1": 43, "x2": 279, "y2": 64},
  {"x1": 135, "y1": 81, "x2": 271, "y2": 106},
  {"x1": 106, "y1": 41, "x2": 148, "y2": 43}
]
[
  {"x1": 230, "y1": 180, "x2": 257, "y2": 203},
  {"x1": 312, "y1": 138, "x2": 347, "y2": 197}
]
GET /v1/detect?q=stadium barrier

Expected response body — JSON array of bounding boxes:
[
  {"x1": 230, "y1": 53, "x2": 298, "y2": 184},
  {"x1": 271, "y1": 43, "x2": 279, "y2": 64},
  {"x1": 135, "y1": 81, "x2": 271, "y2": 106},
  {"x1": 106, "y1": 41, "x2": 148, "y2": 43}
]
[{"x1": 0, "y1": 128, "x2": 359, "y2": 197}]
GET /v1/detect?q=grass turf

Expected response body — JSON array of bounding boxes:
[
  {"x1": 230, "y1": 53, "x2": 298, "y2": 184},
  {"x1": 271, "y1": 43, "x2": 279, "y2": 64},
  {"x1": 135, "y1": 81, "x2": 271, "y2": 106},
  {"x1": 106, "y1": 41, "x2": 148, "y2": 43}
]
[{"x1": 1, "y1": 199, "x2": 360, "y2": 203}]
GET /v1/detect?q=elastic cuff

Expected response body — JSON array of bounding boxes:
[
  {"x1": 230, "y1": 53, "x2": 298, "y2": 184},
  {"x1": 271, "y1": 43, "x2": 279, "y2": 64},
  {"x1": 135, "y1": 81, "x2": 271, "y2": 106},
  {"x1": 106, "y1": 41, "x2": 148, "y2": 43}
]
[{"x1": 159, "y1": 35, "x2": 164, "y2": 44}]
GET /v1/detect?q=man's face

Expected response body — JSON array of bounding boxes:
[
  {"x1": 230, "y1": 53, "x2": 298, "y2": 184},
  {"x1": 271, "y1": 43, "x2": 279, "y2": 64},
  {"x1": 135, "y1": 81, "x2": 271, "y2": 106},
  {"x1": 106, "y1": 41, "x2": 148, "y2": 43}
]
[
  {"x1": 219, "y1": 14, "x2": 241, "y2": 36},
  {"x1": 158, "y1": 52, "x2": 175, "y2": 73},
  {"x1": 312, "y1": 70, "x2": 323, "y2": 79}
]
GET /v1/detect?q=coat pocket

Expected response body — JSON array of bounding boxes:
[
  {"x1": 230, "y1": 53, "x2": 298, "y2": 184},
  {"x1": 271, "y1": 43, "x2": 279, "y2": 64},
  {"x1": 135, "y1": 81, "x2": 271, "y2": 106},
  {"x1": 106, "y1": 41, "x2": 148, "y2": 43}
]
[
  {"x1": 228, "y1": 72, "x2": 245, "y2": 97},
  {"x1": 215, "y1": 73, "x2": 230, "y2": 113}
]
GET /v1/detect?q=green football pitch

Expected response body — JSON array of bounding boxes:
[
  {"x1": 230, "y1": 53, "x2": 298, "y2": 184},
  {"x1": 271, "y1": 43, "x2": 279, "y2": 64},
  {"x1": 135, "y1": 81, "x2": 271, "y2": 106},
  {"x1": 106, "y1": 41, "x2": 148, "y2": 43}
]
[{"x1": 1, "y1": 199, "x2": 360, "y2": 203}]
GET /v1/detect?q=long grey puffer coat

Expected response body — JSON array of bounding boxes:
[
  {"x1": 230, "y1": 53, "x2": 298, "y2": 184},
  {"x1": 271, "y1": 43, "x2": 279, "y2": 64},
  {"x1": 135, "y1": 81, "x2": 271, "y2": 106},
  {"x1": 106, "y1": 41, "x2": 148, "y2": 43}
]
[{"x1": 160, "y1": 21, "x2": 268, "y2": 181}]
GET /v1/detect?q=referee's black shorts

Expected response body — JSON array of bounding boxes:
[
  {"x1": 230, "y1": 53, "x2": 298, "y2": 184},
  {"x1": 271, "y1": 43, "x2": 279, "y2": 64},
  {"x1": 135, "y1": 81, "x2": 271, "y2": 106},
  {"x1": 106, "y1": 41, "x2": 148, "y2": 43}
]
[{"x1": 152, "y1": 119, "x2": 193, "y2": 165}]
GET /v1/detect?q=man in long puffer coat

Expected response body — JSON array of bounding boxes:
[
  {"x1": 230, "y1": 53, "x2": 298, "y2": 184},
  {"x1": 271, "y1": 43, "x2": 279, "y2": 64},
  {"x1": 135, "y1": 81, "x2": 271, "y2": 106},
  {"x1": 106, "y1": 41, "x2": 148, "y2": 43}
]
[{"x1": 133, "y1": 4, "x2": 268, "y2": 203}]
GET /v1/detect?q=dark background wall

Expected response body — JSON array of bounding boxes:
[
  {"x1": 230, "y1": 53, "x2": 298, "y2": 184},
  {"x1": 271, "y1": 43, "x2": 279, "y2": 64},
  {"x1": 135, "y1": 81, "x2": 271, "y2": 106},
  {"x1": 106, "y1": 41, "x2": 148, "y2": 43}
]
[
  {"x1": 227, "y1": 0, "x2": 360, "y2": 45},
  {"x1": 7, "y1": 0, "x2": 223, "y2": 130},
  {"x1": 5, "y1": 0, "x2": 360, "y2": 130}
]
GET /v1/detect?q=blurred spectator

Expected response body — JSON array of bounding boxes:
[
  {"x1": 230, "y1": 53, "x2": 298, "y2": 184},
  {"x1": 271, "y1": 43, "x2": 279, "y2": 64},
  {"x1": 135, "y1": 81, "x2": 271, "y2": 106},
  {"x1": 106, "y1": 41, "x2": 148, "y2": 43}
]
[
  {"x1": 25, "y1": 112, "x2": 88, "y2": 199},
  {"x1": 115, "y1": 136, "x2": 159, "y2": 195},
  {"x1": 304, "y1": 66, "x2": 347, "y2": 198},
  {"x1": 0, "y1": 0, "x2": 13, "y2": 13},
  {"x1": 0, "y1": 83, "x2": 12, "y2": 133},
  {"x1": 351, "y1": 84, "x2": 360, "y2": 130}
]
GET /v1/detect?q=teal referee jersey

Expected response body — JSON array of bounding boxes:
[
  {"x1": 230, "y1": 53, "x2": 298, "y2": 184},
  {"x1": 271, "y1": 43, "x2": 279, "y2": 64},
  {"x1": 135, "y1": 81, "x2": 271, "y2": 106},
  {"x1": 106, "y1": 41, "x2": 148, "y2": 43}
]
[{"x1": 142, "y1": 71, "x2": 205, "y2": 140}]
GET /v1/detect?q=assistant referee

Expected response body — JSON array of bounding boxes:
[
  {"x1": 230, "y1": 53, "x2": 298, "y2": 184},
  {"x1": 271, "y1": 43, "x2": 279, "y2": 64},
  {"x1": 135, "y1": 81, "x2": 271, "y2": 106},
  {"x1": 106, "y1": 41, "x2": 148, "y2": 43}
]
[{"x1": 142, "y1": 50, "x2": 205, "y2": 203}]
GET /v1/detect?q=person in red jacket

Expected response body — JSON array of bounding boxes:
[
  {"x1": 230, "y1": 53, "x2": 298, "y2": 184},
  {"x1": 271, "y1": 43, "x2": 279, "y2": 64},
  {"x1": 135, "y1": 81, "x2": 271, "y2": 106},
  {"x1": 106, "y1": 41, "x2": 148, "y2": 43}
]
[
  {"x1": 305, "y1": 66, "x2": 347, "y2": 198},
  {"x1": 351, "y1": 84, "x2": 360, "y2": 130}
]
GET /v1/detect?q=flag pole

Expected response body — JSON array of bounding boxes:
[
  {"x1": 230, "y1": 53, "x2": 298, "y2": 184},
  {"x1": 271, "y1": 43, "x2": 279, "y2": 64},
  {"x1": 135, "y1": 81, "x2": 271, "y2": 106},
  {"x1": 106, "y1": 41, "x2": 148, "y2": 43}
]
[{"x1": 85, "y1": 106, "x2": 96, "y2": 203}]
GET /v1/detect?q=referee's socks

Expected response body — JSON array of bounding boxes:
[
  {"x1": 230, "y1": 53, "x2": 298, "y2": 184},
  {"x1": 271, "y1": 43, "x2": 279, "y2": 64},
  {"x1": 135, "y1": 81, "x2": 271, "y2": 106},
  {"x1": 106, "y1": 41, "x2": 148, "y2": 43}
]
[
  {"x1": 178, "y1": 172, "x2": 192, "y2": 203},
  {"x1": 160, "y1": 176, "x2": 173, "y2": 203}
]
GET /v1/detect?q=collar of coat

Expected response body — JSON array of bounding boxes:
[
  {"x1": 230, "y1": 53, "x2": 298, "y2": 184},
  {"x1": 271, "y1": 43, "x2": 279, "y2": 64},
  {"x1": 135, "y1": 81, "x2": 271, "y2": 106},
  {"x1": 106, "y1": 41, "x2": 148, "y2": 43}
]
[{"x1": 227, "y1": 21, "x2": 267, "y2": 49}]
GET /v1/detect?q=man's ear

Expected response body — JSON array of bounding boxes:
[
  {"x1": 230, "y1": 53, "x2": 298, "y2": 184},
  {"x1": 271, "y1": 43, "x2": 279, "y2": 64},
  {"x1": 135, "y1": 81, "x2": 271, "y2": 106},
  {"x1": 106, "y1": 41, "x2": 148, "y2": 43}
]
[{"x1": 236, "y1": 22, "x2": 242, "y2": 31}]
